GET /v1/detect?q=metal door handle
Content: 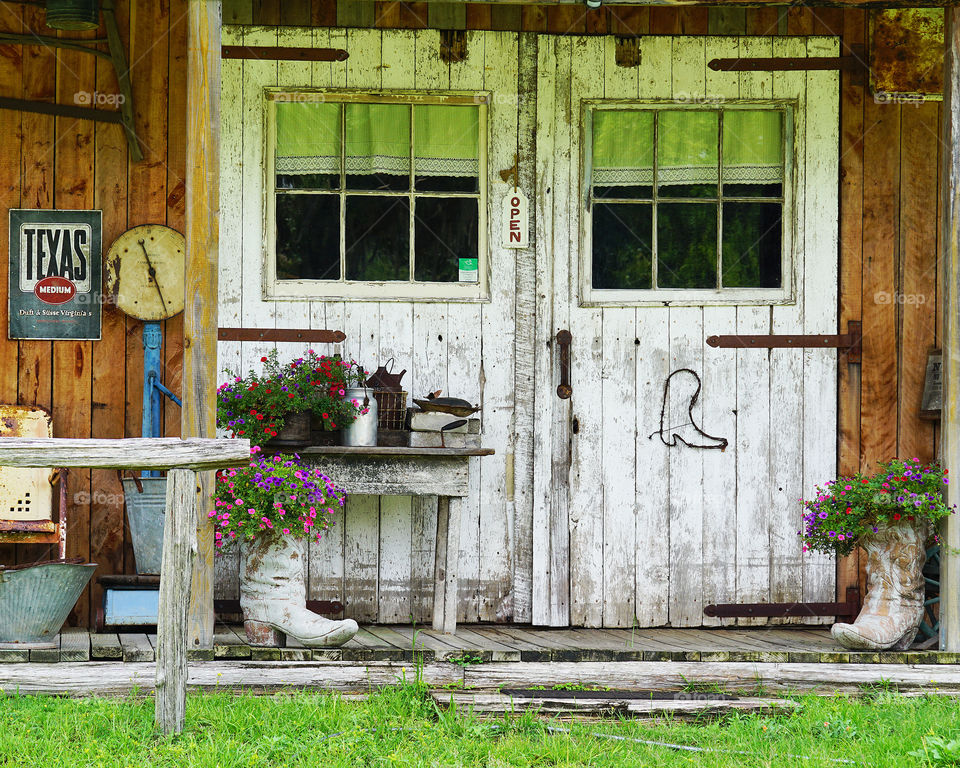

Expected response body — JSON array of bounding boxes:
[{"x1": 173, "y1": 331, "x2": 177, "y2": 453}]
[{"x1": 556, "y1": 329, "x2": 572, "y2": 399}]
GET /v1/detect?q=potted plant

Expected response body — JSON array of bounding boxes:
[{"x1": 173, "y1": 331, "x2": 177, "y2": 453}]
[
  {"x1": 800, "y1": 458, "x2": 954, "y2": 650},
  {"x1": 217, "y1": 349, "x2": 366, "y2": 448},
  {"x1": 210, "y1": 447, "x2": 358, "y2": 647}
]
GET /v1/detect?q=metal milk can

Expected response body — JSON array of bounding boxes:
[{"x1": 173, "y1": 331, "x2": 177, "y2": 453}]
[{"x1": 342, "y1": 386, "x2": 378, "y2": 446}]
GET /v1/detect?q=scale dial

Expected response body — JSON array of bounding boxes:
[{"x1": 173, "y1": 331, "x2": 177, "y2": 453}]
[{"x1": 105, "y1": 224, "x2": 185, "y2": 321}]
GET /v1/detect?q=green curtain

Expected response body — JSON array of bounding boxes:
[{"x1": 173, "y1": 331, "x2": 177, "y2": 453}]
[
  {"x1": 275, "y1": 101, "x2": 341, "y2": 174},
  {"x1": 275, "y1": 102, "x2": 479, "y2": 177},
  {"x1": 592, "y1": 108, "x2": 783, "y2": 189}
]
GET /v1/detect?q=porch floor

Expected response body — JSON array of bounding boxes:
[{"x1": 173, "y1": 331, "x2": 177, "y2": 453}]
[{"x1": 3, "y1": 624, "x2": 953, "y2": 665}]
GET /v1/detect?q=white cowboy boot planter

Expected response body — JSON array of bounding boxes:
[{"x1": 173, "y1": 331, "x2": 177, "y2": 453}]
[
  {"x1": 831, "y1": 520, "x2": 927, "y2": 651},
  {"x1": 240, "y1": 535, "x2": 358, "y2": 647}
]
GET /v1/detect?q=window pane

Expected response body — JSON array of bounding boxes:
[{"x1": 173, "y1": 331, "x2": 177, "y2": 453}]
[
  {"x1": 414, "y1": 198, "x2": 479, "y2": 282},
  {"x1": 722, "y1": 202, "x2": 782, "y2": 288},
  {"x1": 345, "y1": 196, "x2": 410, "y2": 281},
  {"x1": 723, "y1": 110, "x2": 783, "y2": 194},
  {"x1": 277, "y1": 174, "x2": 339, "y2": 191},
  {"x1": 275, "y1": 101, "x2": 340, "y2": 190},
  {"x1": 724, "y1": 183, "x2": 782, "y2": 198},
  {"x1": 592, "y1": 203, "x2": 653, "y2": 290},
  {"x1": 275, "y1": 194, "x2": 340, "y2": 280},
  {"x1": 658, "y1": 111, "x2": 718, "y2": 198},
  {"x1": 657, "y1": 203, "x2": 717, "y2": 289},
  {"x1": 592, "y1": 109, "x2": 654, "y2": 199},
  {"x1": 415, "y1": 105, "x2": 479, "y2": 193},
  {"x1": 594, "y1": 185, "x2": 652, "y2": 200},
  {"x1": 345, "y1": 103, "x2": 410, "y2": 191}
]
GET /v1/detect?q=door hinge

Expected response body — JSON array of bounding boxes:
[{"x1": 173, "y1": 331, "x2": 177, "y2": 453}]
[{"x1": 706, "y1": 320, "x2": 862, "y2": 363}]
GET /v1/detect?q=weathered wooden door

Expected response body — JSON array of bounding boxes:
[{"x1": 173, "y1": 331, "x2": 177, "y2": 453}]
[{"x1": 531, "y1": 34, "x2": 840, "y2": 627}]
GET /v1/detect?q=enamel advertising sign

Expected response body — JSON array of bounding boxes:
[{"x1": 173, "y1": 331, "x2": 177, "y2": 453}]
[{"x1": 8, "y1": 209, "x2": 102, "y2": 340}]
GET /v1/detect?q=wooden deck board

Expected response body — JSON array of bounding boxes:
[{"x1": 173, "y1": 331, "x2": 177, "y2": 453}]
[
  {"x1": 120, "y1": 634, "x2": 154, "y2": 663},
  {"x1": 60, "y1": 628, "x2": 90, "y2": 662},
  {"x1": 90, "y1": 633, "x2": 122, "y2": 660},
  {"x1": 2, "y1": 626, "x2": 944, "y2": 666}
]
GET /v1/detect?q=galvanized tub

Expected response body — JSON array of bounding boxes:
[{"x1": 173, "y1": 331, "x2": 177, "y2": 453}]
[
  {"x1": 0, "y1": 561, "x2": 97, "y2": 648},
  {"x1": 122, "y1": 477, "x2": 166, "y2": 575}
]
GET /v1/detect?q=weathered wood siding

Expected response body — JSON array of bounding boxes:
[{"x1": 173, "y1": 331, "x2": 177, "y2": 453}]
[
  {"x1": 218, "y1": 27, "x2": 518, "y2": 624},
  {"x1": 217, "y1": 4, "x2": 946, "y2": 626},
  {"x1": 0, "y1": 1, "x2": 186, "y2": 628}
]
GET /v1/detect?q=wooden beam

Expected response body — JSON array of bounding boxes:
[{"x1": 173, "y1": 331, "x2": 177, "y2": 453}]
[
  {"x1": 941, "y1": 6, "x2": 960, "y2": 653},
  {"x1": 298, "y1": 0, "x2": 960, "y2": 7},
  {"x1": 184, "y1": 0, "x2": 222, "y2": 659},
  {"x1": 0, "y1": 438, "x2": 249, "y2": 469}
]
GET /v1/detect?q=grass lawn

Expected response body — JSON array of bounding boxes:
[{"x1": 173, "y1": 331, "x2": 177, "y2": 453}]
[{"x1": 1, "y1": 683, "x2": 960, "y2": 767}]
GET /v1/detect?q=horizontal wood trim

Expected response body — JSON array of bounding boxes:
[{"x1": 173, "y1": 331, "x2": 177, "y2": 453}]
[
  {"x1": 298, "y1": 445, "x2": 494, "y2": 457},
  {"x1": 0, "y1": 96, "x2": 123, "y2": 124},
  {"x1": 290, "y1": 0, "x2": 960, "y2": 8},
  {"x1": 301, "y1": 454, "x2": 474, "y2": 496},
  {"x1": 0, "y1": 438, "x2": 250, "y2": 470}
]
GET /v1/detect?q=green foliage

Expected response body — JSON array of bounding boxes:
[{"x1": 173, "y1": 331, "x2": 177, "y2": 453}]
[
  {"x1": 447, "y1": 652, "x2": 485, "y2": 667},
  {"x1": 801, "y1": 458, "x2": 955, "y2": 556},
  {"x1": 910, "y1": 734, "x2": 960, "y2": 766},
  {"x1": 2, "y1": 687, "x2": 960, "y2": 766}
]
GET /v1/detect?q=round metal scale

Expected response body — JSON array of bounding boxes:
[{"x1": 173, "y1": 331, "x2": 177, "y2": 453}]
[{"x1": 104, "y1": 224, "x2": 185, "y2": 321}]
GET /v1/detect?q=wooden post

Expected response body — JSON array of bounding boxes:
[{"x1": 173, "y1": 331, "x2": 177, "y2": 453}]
[
  {"x1": 942, "y1": 7, "x2": 960, "y2": 653},
  {"x1": 183, "y1": 0, "x2": 222, "y2": 651},
  {"x1": 155, "y1": 469, "x2": 197, "y2": 735}
]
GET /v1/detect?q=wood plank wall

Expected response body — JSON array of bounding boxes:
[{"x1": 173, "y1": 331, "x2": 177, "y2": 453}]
[
  {"x1": 227, "y1": 0, "x2": 943, "y2": 606},
  {"x1": 0, "y1": 1, "x2": 186, "y2": 627},
  {"x1": 0, "y1": 0, "x2": 941, "y2": 626}
]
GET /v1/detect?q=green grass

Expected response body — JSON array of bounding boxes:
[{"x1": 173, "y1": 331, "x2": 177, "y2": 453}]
[{"x1": 1, "y1": 686, "x2": 960, "y2": 767}]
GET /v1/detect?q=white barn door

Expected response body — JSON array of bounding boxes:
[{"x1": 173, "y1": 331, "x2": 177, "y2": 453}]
[{"x1": 531, "y1": 34, "x2": 839, "y2": 627}]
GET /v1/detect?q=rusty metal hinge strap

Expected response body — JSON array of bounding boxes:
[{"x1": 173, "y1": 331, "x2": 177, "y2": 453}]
[
  {"x1": 706, "y1": 320, "x2": 862, "y2": 363},
  {"x1": 709, "y1": 44, "x2": 866, "y2": 85},
  {"x1": 704, "y1": 587, "x2": 860, "y2": 622}
]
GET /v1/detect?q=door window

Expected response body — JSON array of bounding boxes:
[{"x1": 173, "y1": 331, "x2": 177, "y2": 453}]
[{"x1": 585, "y1": 104, "x2": 790, "y2": 305}]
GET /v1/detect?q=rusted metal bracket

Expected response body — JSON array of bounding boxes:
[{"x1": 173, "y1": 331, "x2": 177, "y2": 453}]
[
  {"x1": 706, "y1": 320, "x2": 862, "y2": 363},
  {"x1": 704, "y1": 586, "x2": 861, "y2": 623},
  {"x1": 217, "y1": 327, "x2": 346, "y2": 343},
  {"x1": 221, "y1": 46, "x2": 348, "y2": 62},
  {"x1": 709, "y1": 44, "x2": 867, "y2": 86}
]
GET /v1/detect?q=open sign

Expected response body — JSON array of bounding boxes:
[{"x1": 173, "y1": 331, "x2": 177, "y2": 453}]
[{"x1": 502, "y1": 190, "x2": 529, "y2": 249}]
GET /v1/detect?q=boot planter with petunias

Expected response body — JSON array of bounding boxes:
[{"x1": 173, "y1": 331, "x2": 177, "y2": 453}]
[
  {"x1": 211, "y1": 449, "x2": 358, "y2": 647},
  {"x1": 801, "y1": 458, "x2": 954, "y2": 651}
]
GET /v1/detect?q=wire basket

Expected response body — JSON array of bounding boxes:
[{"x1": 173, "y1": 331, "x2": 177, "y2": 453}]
[{"x1": 374, "y1": 390, "x2": 408, "y2": 431}]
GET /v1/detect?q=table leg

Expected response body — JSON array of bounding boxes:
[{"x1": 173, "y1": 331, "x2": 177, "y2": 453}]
[{"x1": 433, "y1": 495, "x2": 461, "y2": 634}]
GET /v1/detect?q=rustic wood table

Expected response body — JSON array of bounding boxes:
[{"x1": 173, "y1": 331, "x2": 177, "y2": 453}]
[{"x1": 298, "y1": 445, "x2": 495, "y2": 634}]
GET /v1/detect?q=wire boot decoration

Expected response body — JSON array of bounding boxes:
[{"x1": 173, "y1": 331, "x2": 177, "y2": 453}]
[{"x1": 649, "y1": 368, "x2": 728, "y2": 450}]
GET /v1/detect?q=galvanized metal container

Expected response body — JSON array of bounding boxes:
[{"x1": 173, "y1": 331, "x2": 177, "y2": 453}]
[
  {"x1": 342, "y1": 387, "x2": 378, "y2": 446},
  {"x1": 45, "y1": 0, "x2": 100, "y2": 30},
  {"x1": 122, "y1": 477, "x2": 166, "y2": 575},
  {"x1": 0, "y1": 562, "x2": 96, "y2": 648}
]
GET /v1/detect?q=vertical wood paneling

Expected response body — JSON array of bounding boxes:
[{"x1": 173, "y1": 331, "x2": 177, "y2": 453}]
[
  {"x1": 898, "y1": 104, "x2": 939, "y2": 464},
  {"x1": 860, "y1": 100, "x2": 900, "y2": 467},
  {"x1": 700, "y1": 37, "x2": 739, "y2": 626},
  {"x1": 802, "y1": 37, "x2": 840, "y2": 611},
  {"x1": 477, "y1": 30, "x2": 518, "y2": 622},
  {"x1": 837, "y1": 9, "x2": 865, "y2": 600},
  {"x1": 767, "y1": 36, "x2": 807, "y2": 620},
  {"x1": 634, "y1": 37, "x2": 674, "y2": 630},
  {"x1": 17, "y1": 5, "x2": 55, "y2": 568},
  {"x1": 0, "y1": 5, "x2": 23, "y2": 568},
  {"x1": 567, "y1": 35, "x2": 605, "y2": 628},
  {"x1": 54, "y1": 27, "x2": 96, "y2": 623}
]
